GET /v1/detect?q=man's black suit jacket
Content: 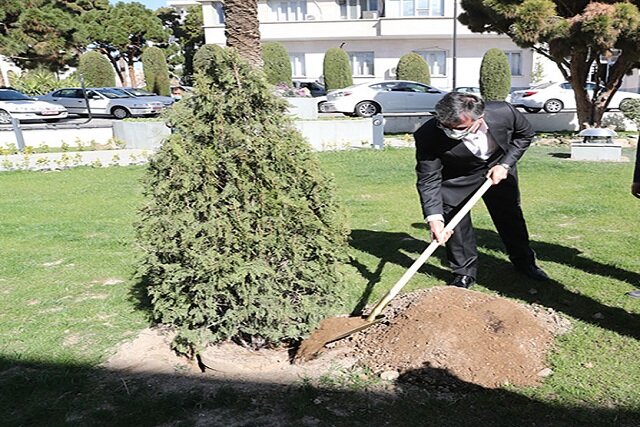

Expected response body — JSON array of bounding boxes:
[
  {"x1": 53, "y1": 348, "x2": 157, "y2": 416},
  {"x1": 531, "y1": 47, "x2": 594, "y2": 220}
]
[{"x1": 414, "y1": 101, "x2": 535, "y2": 220}]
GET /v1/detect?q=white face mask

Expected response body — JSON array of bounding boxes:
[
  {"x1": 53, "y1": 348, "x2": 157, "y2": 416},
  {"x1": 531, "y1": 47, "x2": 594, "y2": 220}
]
[{"x1": 438, "y1": 117, "x2": 483, "y2": 140}]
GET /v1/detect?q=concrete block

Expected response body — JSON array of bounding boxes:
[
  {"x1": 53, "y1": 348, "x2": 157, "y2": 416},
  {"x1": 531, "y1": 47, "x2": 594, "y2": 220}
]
[
  {"x1": 112, "y1": 121, "x2": 171, "y2": 150},
  {"x1": 571, "y1": 143, "x2": 622, "y2": 161}
]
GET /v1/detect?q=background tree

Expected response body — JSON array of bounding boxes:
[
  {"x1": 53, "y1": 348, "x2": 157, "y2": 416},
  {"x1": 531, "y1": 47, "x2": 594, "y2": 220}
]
[
  {"x1": 78, "y1": 51, "x2": 115, "y2": 87},
  {"x1": 0, "y1": 0, "x2": 109, "y2": 72},
  {"x1": 192, "y1": 44, "x2": 225, "y2": 78},
  {"x1": 479, "y1": 48, "x2": 511, "y2": 101},
  {"x1": 224, "y1": 0, "x2": 262, "y2": 68},
  {"x1": 136, "y1": 48, "x2": 349, "y2": 355},
  {"x1": 10, "y1": 67, "x2": 80, "y2": 95},
  {"x1": 396, "y1": 52, "x2": 431, "y2": 84},
  {"x1": 142, "y1": 46, "x2": 171, "y2": 95},
  {"x1": 459, "y1": 0, "x2": 640, "y2": 127},
  {"x1": 323, "y1": 48, "x2": 353, "y2": 91},
  {"x1": 80, "y1": 2, "x2": 169, "y2": 87},
  {"x1": 156, "y1": 5, "x2": 204, "y2": 85},
  {"x1": 262, "y1": 41, "x2": 292, "y2": 86}
]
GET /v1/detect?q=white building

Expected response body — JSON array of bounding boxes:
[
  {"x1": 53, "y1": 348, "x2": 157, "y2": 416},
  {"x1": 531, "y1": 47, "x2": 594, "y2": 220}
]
[{"x1": 169, "y1": 0, "x2": 639, "y2": 92}]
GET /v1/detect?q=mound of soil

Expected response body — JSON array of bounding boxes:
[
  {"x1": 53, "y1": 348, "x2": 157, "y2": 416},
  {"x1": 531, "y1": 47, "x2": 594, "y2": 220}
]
[
  {"x1": 104, "y1": 287, "x2": 570, "y2": 392},
  {"x1": 348, "y1": 286, "x2": 570, "y2": 388}
]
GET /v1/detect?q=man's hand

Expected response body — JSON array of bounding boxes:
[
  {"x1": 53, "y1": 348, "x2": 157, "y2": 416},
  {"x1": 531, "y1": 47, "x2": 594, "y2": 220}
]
[
  {"x1": 487, "y1": 164, "x2": 509, "y2": 185},
  {"x1": 632, "y1": 182, "x2": 640, "y2": 199},
  {"x1": 429, "y1": 220, "x2": 453, "y2": 245}
]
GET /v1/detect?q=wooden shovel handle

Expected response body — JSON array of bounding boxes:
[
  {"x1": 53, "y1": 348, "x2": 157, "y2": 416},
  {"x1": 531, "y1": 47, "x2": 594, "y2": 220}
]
[{"x1": 366, "y1": 177, "x2": 493, "y2": 322}]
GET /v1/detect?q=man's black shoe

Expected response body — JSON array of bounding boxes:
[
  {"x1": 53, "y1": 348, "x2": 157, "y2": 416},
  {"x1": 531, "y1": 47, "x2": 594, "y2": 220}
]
[
  {"x1": 515, "y1": 264, "x2": 549, "y2": 281},
  {"x1": 447, "y1": 274, "x2": 476, "y2": 289}
]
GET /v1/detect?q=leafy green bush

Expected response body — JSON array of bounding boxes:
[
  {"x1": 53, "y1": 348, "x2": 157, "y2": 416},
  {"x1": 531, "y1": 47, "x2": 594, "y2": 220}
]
[
  {"x1": 396, "y1": 53, "x2": 430, "y2": 84},
  {"x1": 262, "y1": 42, "x2": 292, "y2": 86},
  {"x1": 479, "y1": 48, "x2": 511, "y2": 101},
  {"x1": 136, "y1": 47, "x2": 349, "y2": 355},
  {"x1": 323, "y1": 48, "x2": 352, "y2": 91},
  {"x1": 620, "y1": 98, "x2": 640, "y2": 124},
  {"x1": 9, "y1": 68, "x2": 80, "y2": 96},
  {"x1": 78, "y1": 51, "x2": 116, "y2": 88},
  {"x1": 142, "y1": 46, "x2": 171, "y2": 96},
  {"x1": 192, "y1": 44, "x2": 225, "y2": 78}
]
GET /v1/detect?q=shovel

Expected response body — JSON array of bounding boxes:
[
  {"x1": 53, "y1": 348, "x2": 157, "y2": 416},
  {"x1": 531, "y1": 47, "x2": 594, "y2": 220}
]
[{"x1": 294, "y1": 177, "x2": 494, "y2": 362}]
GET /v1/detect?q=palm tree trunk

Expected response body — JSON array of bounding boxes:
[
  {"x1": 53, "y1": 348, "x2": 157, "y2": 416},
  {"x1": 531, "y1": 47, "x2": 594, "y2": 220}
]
[{"x1": 224, "y1": 0, "x2": 263, "y2": 68}]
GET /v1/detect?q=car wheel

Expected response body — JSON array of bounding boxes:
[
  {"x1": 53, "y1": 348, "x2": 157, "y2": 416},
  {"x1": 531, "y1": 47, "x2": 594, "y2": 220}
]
[
  {"x1": 317, "y1": 101, "x2": 329, "y2": 113},
  {"x1": 354, "y1": 101, "x2": 380, "y2": 118},
  {"x1": 619, "y1": 98, "x2": 635, "y2": 112},
  {"x1": 523, "y1": 107, "x2": 542, "y2": 113},
  {"x1": 543, "y1": 99, "x2": 563, "y2": 113},
  {"x1": 0, "y1": 109, "x2": 12, "y2": 124},
  {"x1": 112, "y1": 107, "x2": 130, "y2": 119}
]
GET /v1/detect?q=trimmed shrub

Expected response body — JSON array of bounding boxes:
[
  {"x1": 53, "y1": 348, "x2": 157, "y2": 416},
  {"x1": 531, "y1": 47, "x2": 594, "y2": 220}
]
[
  {"x1": 78, "y1": 51, "x2": 116, "y2": 88},
  {"x1": 193, "y1": 44, "x2": 225, "y2": 78},
  {"x1": 142, "y1": 46, "x2": 171, "y2": 96},
  {"x1": 262, "y1": 41, "x2": 292, "y2": 86},
  {"x1": 396, "y1": 53, "x2": 430, "y2": 84},
  {"x1": 479, "y1": 48, "x2": 511, "y2": 101},
  {"x1": 136, "y1": 47, "x2": 349, "y2": 355},
  {"x1": 323, "y1": 48, "x2": 352, "y2": 91}
]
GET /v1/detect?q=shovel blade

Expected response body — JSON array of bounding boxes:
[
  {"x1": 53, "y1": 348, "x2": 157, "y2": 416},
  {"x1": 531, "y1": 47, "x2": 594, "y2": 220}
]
[{"x1": 294, "y1": 315, "x2": 382, "y2": 363}]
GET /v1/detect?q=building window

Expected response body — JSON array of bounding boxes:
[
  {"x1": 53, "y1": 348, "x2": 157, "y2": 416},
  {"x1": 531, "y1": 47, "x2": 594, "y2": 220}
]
[
  {"x1": 340, "y1": 0, "x2": 379, "y2": 19},
  {"x1": 213, "y1": 1, "x2": 225, "y2": 24},
  {"x1": 349, "y1": 51, "x2": 374, "y2": 76},
  {"x1": 271, "y1": 1, "x2": 308, "y2": 21},
  {"x1": 289, "y1": 53, "x2": 306, "y2": 77},
  {"x1": 505, "y1": 51, "x2": 522, "y2": 76},
  {"x1": 417, "y1": 51, "x2": 446, "y2": 76},
  {"x1": 387, "y1": 0, "x2": 443, "y2": 17}
]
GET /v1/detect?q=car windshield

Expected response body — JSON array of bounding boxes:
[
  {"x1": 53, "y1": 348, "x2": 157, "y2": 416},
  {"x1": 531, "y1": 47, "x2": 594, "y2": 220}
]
[
  {"x1": 95, "y1": 89, "x2": 132, "y2": 99},
  {"x1": 0, "y1": 90, "x2": 32, "y2": 101},
  {"x1": 125, "y1": 88, "x2": 155, "y2": 96},
  {"x1": 530, "y1": 82, "x2": 556, "y2": 90}
]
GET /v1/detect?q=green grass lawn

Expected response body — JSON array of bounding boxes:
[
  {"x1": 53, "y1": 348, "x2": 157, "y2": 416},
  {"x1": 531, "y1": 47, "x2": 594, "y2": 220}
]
[{"x1": 1, "y1": 146, "x2": 639, "y2": 426}]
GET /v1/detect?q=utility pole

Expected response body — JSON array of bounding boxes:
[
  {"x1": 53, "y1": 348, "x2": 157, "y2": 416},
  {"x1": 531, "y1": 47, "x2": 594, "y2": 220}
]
[{"x1": 452, "y1": 1, "x2": 458, "y2": 90}]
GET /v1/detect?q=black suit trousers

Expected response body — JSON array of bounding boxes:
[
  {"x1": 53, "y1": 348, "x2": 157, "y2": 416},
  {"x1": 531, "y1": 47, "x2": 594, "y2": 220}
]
[{"x1": 442, "y1": 173, "x2": 535, "y2": 278}]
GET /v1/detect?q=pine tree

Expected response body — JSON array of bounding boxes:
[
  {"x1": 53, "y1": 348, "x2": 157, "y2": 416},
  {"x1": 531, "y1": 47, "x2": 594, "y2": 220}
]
[{"x1": 136, "y1": 47, "x2": 349, "y2": 355}]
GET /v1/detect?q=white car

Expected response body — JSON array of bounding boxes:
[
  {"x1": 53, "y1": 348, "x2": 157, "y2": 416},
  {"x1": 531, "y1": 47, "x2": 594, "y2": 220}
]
[
  {"x1": 323, "y1": 80, "x2": 448, "y2": 117},
  {"x1": 112, "y1": 87, "x2": 175, "y2": 108},
  {"x1": 0, "y1": 88, "x2": 68, "y2": 124},
  {"x1": 37, "y1": 88, "x2": 164, "y2": 119},
  {"x1": 510, "y1": 81, "x2": 640, "y2": 113}
]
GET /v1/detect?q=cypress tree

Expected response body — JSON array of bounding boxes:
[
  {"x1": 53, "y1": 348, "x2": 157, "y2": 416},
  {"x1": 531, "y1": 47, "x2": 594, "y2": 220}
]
[
  {"x1": 262, "y1": 41, "x2": 292, "y2": 86},
  {"x1": 396, "y1": 53, "x2": 430, "y2": 84},
  {"x1": 192, "y1": 44, "x2": 225, "y2": 78},
  {"x1": 479, "y1": 48, "x2": 511, "y2": 101},
  {"x1": 78, "y1": 51, "x2": 116, "y2": 88},
  {"x1": 136, "y1": 47, "x2": 349, "y2": 355},
  {"x1": 142, "y1": 46, "x2": 171, "y2": 96},
  {"x1": 323, "y1": 48, "x2": 352, "y2": 91}
]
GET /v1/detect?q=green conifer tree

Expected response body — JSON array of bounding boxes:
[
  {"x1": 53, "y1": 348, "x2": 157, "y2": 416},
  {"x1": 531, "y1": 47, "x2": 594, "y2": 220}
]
[
  {"x1": 78, "y1": 51, "x2": 116, "y2": 88},
  {"x1": 323, "y1": 48, "x2": 352, "y2": 91},
  {"x1": 142, "y1": 46, "x2": 171, "y2": 96},
  {"x1": 396, "y1": 53, "x2": 430, "y2": 84},
  {"x1": 261, "y1": 41, "x2": 292, "y2": 86},
  {"x1": 136, "y1": 47, "x2": 349, "y2": 355},
  {"x1": 479, "y1": 48, "x2": 511, "y2": 101},
  {"x1": 192, "y1": 44, "x2": 225, "y2": 78}
]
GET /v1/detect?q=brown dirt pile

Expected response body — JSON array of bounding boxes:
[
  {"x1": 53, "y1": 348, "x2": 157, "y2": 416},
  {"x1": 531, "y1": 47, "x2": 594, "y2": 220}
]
[{"x1": 348, "y1": 286, "x2": 570, "y2": 389}]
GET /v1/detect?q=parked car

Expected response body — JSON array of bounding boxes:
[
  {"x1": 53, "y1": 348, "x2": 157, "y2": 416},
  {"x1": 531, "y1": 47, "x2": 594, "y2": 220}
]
[
  {"x1": 0, "y1": 88, "x2": 68, "y2": 124},
  {"x1": 453, "y1": 86, "x2": 481, "y2": 96},
  {"x1": 510, "y1": 81, "x2": 640, "y2": 113},
  {"x1": 323, "y1": 80, "x2": 448, "y2": 117},
  {"x1": 293, "y1": 79, "x2": 326, "y2": 97},
  {"x1": 112, "y1": 87, "x2": 175, "y2": 108},
  {"x1": 37, "y1": 88, "x2": 164, "y2": 119}
]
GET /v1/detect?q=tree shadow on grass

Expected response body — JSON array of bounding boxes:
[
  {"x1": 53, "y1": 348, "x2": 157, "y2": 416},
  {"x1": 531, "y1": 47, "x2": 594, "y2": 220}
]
[
  {"x1": 349, "y1": 227, "x2": 640, "y2": 340},
  {"x1": 1, "y1": 356, "x2": 638, "y2": 427}
]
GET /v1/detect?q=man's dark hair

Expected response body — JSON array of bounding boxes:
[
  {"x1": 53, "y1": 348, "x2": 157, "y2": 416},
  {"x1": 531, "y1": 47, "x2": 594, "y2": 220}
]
[{"x1": 435, "y1": 92, "x2": 485, "y2": 126}]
